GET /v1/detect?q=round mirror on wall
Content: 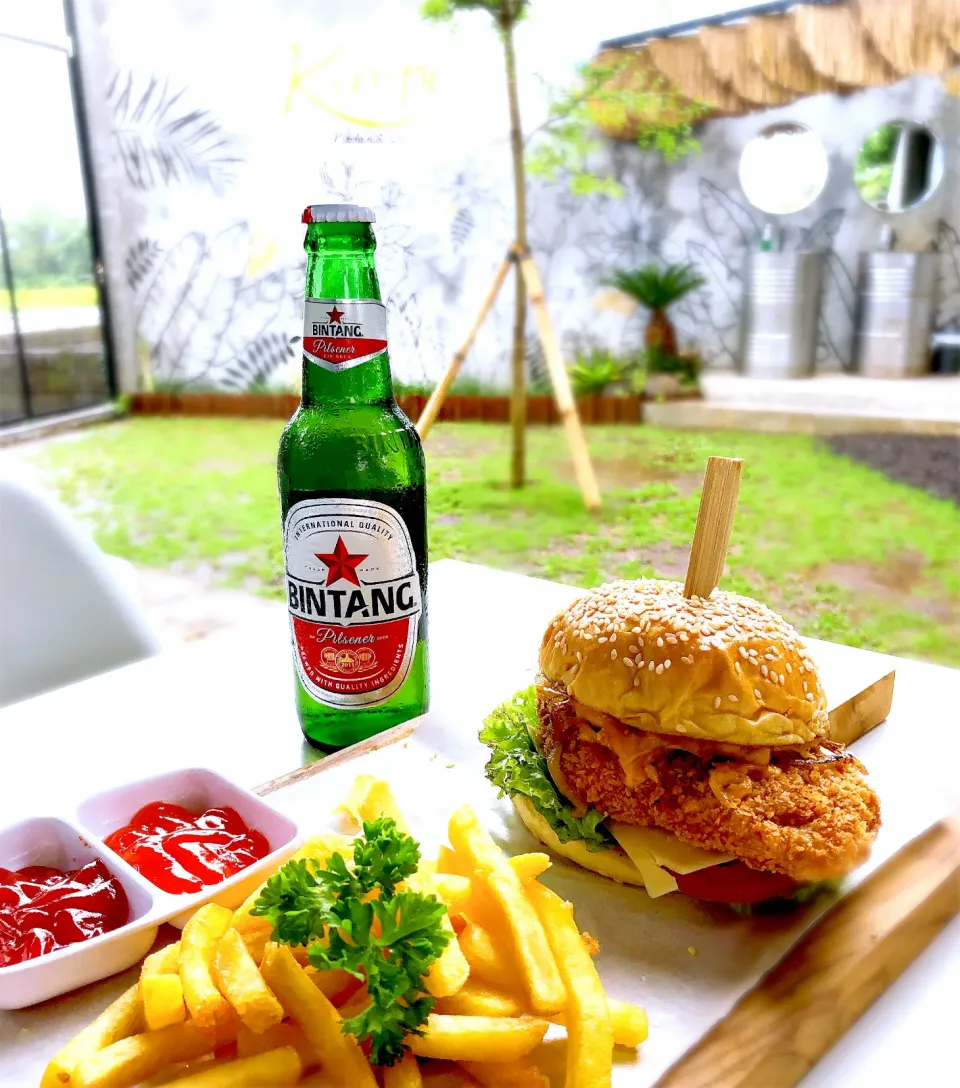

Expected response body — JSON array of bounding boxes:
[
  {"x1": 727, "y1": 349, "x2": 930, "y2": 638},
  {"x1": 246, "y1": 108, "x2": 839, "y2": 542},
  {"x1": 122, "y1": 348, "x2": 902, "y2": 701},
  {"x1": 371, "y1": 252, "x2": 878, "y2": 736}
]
[
  {"x1": 738, "y1": 123, "x2": 829, "y2": 216},
  {"x1": 854, "y1": 121, "x2": 945, "y2": 212}
]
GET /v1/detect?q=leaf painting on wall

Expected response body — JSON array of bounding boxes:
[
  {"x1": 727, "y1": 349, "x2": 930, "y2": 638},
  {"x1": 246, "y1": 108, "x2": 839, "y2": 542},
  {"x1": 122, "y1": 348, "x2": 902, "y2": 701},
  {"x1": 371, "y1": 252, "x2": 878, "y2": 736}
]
[
  {"x1": 108, "y1": 72, "x2": 240, "y2": 195},
  {"x1": 797, "y1": 208, "x2": 855, "y2": 369}
]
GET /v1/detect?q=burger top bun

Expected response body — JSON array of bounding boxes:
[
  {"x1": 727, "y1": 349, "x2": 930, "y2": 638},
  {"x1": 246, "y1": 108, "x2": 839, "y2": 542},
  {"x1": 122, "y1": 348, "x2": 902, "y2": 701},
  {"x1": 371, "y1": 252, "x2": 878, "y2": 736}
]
[{"x1": 539, "y1": 579, "x2": 828, "y2": 747}]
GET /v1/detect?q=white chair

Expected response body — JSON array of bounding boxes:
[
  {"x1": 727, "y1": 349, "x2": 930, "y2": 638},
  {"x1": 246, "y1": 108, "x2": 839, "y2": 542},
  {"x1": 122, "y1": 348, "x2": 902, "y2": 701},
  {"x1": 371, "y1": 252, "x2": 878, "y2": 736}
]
[{"x1": 0, "y1": 476, "x2": 160, "y2": 707}]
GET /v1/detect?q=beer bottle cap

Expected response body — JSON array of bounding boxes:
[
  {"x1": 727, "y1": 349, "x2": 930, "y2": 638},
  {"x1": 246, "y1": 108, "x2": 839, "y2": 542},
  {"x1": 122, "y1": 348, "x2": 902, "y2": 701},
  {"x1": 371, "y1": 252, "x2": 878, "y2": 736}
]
[{"x1": 301, "y1": 204, "x2": 376, "y2": 224}]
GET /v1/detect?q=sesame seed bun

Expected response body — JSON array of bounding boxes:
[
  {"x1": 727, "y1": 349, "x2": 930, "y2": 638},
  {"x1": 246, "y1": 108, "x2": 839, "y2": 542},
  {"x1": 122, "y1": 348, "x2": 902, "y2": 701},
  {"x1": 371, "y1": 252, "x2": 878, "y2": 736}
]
[{"x1": 539, "y1": 579, "x2": 828, "y2": 747}]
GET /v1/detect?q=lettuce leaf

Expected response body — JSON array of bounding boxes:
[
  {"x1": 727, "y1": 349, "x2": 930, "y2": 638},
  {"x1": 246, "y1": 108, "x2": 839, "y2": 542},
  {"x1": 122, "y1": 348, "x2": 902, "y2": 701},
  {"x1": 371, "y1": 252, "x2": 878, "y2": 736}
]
[
  {"x1": 729, "y1": 879, "x2": 841, "y2": 916},
  {"x1": 479, "y1": 686, "x2": 615, "y2": 852}
]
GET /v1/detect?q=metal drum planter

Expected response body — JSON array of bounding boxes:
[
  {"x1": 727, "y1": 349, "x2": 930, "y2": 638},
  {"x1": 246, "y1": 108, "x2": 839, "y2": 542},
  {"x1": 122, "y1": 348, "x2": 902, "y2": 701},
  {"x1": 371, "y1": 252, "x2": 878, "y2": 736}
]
[
  {"x1": 855, "y1": 252, "x2": 938, "y2": 378},
  {"x1": 741, "y1": 251, "x2": 824, "y2": 378}
]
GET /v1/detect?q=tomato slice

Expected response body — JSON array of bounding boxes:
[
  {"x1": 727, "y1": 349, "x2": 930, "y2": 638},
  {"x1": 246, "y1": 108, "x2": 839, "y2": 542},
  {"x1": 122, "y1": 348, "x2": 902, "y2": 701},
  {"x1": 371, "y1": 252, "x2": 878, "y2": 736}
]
[{"x1": 671, "y1": 862, "x2": 801, "y2": 904}]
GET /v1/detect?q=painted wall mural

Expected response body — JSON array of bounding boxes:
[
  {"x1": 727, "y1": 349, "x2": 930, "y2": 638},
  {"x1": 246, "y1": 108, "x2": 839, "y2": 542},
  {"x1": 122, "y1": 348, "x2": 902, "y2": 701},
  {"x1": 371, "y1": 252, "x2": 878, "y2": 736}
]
[{"x1": 78, "y1": 0, "x2": 960, "y2": 393}]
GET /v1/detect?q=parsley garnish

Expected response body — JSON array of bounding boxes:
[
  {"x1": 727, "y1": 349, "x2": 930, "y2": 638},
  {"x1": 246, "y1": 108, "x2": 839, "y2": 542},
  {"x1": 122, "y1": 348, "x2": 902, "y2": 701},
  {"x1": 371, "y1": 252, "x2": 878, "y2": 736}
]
[{"x1": 251, "y1": 818, "x2": 450, "y2": 1065}]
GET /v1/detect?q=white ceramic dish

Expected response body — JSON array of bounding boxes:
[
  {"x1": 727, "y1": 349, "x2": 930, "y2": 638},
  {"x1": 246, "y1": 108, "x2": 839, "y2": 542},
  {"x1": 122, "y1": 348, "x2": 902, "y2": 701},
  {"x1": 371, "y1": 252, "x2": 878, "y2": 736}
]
[{"x1": 0, "y1": 768, "x2": 302, "y2": 1010}]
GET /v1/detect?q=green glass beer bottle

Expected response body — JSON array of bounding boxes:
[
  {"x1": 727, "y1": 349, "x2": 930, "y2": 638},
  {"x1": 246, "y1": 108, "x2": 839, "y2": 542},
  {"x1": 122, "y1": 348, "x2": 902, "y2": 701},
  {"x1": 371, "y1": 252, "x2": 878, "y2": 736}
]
[{"x1": 278, "y1": 204, "x2": 428, "y2": 751}]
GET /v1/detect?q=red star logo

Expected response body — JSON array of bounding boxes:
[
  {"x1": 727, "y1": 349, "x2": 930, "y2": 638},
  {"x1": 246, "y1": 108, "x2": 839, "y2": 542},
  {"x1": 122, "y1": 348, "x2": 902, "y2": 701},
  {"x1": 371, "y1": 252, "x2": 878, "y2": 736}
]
[
  {"x1": 314, "y1": 536, "x2": 367, "y2": 587},
  {"x1": 326, "y1": 306, "x2": 345, "y2": 323}
]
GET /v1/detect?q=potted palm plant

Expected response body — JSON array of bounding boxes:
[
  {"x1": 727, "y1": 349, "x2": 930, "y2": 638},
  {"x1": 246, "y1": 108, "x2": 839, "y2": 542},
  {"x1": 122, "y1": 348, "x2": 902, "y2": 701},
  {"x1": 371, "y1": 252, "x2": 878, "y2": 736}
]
[{"x1": 609, "y1": 262, "x2": 706, "y2": 358}]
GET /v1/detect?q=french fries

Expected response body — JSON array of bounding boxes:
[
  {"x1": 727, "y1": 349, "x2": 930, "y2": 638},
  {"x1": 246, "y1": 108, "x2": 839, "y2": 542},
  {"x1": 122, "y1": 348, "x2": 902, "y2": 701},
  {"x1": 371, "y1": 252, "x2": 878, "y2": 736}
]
[
  {"x1": 259, "y1": 942, "x2": 377, "y2": 1088},
  {"x1": 457, "y1": 922, "x2": 518, "y2": 994},
  {"x1": 438, "y1": 845, "x2": 551, "y2": 883},
  {"x1": 381, "y1": 1052, "x2": 424, "y2": 1088},
  {"x1": 49, "y1": 775, "x2": 646, "y2": 1088},
  {"x1": 180, "y1": 903, "x2": 235, "y2": 1031},
  {"x1": 431, "y1": 872, "x2": 472, "y2": 911},
  {"x1": 72, "y1": 1021, "x2": 214, "y2": 1088},
  {"x1": 551, "y1": 998, "x2": 649, "y2": 1048},
  {"x1": 41, "y1": 983, "x2": 142, "y2": 1088},
  {"x1": 235, "y1": 1020, "x2": 319, "y2": 1067},
  {"x1": 449, "y1": 806, "x2": 565, "y2": 1014},
  {"x1": 160, "y1": 1046, "x2": 302, "y2": 1087},
  {"x1": 141, "y1": 973, "x2": 186, "y2": 1031},
  {"x1": 461, "y1": 1059, "x2": 551, "y2": 1088},
  {"x1": 212, "y1": 927, "x2": 284, "y2": 1034},
  {"x1": 407, "y1": 1014, "x2": 549, "y2": 1062},
  {"x1": 434, "y1": 980, "x2": 523, "y2": 1018},
  {"x1": 528, "y1": 881, "x2": 613, "y2": 1088},
  {"x1": 338, "y1": 774, "x2": 409, "y2": 832}
]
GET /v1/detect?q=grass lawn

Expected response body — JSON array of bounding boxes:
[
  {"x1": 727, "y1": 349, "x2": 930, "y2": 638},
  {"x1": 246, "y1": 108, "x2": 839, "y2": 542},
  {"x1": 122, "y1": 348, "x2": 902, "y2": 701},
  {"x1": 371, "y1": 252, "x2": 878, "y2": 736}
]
[
  {"x1": 34, "y1": 417, "x2": 960, "y2": 666},
  {"x1": 1, "y1": 284, "x2": 97, "y2": 310}
]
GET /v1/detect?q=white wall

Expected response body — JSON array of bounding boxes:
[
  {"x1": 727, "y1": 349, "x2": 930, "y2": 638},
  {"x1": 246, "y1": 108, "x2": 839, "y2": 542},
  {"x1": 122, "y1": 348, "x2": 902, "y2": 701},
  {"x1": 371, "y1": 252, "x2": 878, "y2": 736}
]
[{"x1": 72, "y1": 0, "x2": 960, "y2": 391}]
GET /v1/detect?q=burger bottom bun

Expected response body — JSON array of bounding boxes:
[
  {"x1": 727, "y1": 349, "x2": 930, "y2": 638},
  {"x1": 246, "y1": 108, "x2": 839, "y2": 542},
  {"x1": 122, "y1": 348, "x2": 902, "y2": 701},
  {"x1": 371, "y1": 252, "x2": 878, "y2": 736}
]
[{"x1": 511, "y1": 796, "x2": 647, "y2": 888}]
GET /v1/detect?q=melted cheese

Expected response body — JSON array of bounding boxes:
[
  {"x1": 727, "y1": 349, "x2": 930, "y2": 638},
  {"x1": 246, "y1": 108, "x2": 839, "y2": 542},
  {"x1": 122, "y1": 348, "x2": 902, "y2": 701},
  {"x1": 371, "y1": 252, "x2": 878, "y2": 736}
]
[{"x1": 607, "y1": 823, "x2": 733, "y2": 898}]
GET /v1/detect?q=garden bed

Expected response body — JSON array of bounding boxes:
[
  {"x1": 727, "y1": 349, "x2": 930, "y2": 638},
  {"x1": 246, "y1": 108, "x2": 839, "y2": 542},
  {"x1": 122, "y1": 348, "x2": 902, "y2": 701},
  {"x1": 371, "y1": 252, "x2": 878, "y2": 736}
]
[{"x1": 128, "y1": 389, "x2": 701, "y2": 424}]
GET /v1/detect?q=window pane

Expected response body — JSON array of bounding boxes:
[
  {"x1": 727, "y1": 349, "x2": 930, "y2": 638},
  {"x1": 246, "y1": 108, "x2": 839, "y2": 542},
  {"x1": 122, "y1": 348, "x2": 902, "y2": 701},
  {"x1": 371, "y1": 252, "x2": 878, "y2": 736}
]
[
  {"x1": 0, "y1": 36, "x2": 109, "y2": 417},
  {"x1": 0, "y1": 220, "x2": 27, "y2": 423}
]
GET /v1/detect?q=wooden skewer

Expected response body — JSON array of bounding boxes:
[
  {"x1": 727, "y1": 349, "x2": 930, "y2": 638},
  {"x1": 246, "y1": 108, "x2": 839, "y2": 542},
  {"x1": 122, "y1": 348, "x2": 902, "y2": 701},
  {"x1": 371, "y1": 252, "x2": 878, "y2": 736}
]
[
  {"x1": 416, "y1": 257, "x2": 512, "y2": 440},
  {"x1": 683, "y1": 456, "x2": 743, "y2": 599}
]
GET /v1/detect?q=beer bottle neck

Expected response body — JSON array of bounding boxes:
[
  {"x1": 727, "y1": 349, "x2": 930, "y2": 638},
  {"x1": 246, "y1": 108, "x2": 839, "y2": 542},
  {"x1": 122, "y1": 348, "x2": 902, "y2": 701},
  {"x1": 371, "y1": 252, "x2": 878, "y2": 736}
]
[{"x1": 301, "y1": 222, "x2": 394, "y2": 408}]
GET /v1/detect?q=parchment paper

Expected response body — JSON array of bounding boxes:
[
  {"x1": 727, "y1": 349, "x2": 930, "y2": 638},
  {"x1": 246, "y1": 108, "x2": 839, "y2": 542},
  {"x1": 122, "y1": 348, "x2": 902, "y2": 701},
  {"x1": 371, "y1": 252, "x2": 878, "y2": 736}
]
[{"x1": 1, "y1": 651, "x2": 951, "y2": 1087}]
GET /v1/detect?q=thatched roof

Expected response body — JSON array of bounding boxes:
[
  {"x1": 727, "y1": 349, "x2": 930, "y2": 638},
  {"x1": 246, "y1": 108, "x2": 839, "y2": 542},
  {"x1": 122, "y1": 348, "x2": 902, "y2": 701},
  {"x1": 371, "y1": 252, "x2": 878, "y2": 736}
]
[{"x1": 594, "y1": 0, "x2": 957, "y2": 140}]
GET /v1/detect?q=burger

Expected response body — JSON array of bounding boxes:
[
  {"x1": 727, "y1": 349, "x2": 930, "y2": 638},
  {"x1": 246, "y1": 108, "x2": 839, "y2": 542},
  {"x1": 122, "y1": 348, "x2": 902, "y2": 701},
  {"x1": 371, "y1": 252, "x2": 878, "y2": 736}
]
[{"x1": 481, "y1": 579, "x2": 881, "y2": 905}]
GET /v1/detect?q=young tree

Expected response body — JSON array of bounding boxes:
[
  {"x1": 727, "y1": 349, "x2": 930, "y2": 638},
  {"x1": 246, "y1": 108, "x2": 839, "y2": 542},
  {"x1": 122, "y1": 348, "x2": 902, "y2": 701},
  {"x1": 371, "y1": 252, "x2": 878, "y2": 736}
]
[{"x1": 422, "y1": 0, "x2": 531, "y2": 488}]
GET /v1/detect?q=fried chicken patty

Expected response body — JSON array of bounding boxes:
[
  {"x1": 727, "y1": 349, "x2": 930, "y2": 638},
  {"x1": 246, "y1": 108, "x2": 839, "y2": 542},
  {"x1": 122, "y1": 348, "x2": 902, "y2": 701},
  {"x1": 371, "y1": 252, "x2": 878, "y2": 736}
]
[{"x1": 537, "y1": 693, "x2": 881, "y2": 882}]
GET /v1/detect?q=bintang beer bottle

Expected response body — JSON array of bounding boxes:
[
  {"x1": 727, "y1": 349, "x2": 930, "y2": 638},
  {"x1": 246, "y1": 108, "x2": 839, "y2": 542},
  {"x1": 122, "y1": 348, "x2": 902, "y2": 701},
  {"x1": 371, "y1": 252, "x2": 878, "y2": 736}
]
[{"x1": 278, "y1": 204, "x2": 428, "y2": 750}]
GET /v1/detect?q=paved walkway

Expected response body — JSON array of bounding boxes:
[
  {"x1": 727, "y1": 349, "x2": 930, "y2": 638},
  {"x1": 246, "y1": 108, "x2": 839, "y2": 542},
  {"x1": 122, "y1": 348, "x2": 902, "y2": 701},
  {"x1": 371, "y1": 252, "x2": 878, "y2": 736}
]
[{"x1": 647, "y1": 374, "x2": 960, "y2": 434}]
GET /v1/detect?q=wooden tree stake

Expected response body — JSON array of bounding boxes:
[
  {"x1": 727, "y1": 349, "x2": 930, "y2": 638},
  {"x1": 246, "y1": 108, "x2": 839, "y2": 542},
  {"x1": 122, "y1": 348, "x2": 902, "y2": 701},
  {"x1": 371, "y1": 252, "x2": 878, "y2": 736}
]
[
  {"x1": 417, "y1": 258, "x2": 511, "y2": 441},
  {"x1": 416, "y1": 250, "x2": 602, "y2": 513},
  {"x1": 683, "y1": 456, "x2": 743, "y2": 598},
  {"x1": 518, "y1": 254, "x2": 602, "y2": 512}
]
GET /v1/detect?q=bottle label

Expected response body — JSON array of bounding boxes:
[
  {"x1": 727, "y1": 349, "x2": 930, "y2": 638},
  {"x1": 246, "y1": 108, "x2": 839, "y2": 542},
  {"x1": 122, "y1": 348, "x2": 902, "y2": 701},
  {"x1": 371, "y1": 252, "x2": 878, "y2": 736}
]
[
  {"x1": 283, "y1": 498, "x2": 422, "y2": 708},
  {"x1": 302, "y1": 298, "x2": 388, "y2": 372}
]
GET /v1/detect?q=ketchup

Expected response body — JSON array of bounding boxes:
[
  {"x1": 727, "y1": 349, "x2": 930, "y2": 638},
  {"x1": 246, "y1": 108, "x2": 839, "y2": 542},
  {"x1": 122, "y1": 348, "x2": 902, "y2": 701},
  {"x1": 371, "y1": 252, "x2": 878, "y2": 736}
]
[
  {"x1": 103, "y1": 802, "x2": 270, "y2": 895},
  {"x1": 0, "y1": 860, "x2": 129, "y2": 968}
]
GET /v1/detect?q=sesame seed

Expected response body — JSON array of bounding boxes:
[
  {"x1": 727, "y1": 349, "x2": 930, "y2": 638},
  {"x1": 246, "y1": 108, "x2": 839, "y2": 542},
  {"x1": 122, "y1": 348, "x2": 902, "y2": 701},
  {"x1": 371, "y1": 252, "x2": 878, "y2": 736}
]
[
  {"x1": 679, "y1": 631, "x2": 689, "y2": 641},
  {"x1": 806, "y1": 692, "x2": 814, "y2": 701},
  {"x1": 664, "y1": 659, "x2": 671, "y2": 669},
  {"x1": 682, "y1": 655, "x2": 693, "y2": 665},
  {"x1": 583, "y1": 633, "x2": 592, "y2": 640},
  {"x1": 610, "y1": 649, "x2": 617, "y2": 660},
  {"x1": 760, "y1": 664, "x2": 768, "y2": 677},
  {"x1": 633, "y1": 676, "x2": 641, "y2": 686},
  {"x1": 629, "y1": 644, "x2": 639, "y2": 654},
  {"x1": 803, "y1": 681, "x2": 808, "y2": 692},
  {"x1": 666, "y1": 634, "x2": 678, "y2": 644},
  {"x1": 636, "y1": 659, "x2": 645, "y2": 668},
  {"x1": 657, "y1": 637, "x2": 664, "y2": 647},
  {"x1": 754, "y1": 688, "x2": 762, "y2": 699},
  {"x1": 785, "y1": 662, "x2": 792, "y2": 673},
  {"x1": 728, "y1": 694, "x2": 738, "y2": 702},
  {"x1": 624, "y1": 657, "x2": 634, "y2": 667},
  {"x1": 655, "y1": 663, "x2": 663, "y2": 675},
  {"x1": 648, "y1": 661, "x2": 655, "y2": 672},
  {"x1": 738, "y1": 647, "x2": 748, "y2": 659},
  {"x1": 610, "y1": 633, "x2": 617, "y2": 643},
  {"x1": 735, "y1": 662, "x2": 742, "y2": 675},
  {"x1": 576, "y1": 651, "x2": 582, "y2": 662},
  {"x1": 676, "y1": 724, "x2": 686, "y2": 733},
  {"x1": 714, "y1": 697, "x2": 721, "y2": 709},
  {"x1": 598, "y1": 637, "x2": 607, "y2": 644}
]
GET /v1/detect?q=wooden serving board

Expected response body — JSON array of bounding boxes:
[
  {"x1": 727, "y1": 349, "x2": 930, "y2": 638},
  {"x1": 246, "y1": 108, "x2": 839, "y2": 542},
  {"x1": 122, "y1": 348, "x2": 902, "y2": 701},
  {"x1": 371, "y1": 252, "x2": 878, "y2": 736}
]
[{"x1": 655, "y1": 818, "x2": 960, "y2": 1088}]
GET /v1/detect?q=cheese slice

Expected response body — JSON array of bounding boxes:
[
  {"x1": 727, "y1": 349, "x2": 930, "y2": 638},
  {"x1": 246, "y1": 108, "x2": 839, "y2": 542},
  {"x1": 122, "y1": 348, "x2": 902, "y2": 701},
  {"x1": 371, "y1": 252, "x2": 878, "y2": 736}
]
[
  {"x1": 609, "y1": 824, "x2": 734, "y2": 875},
  {"x1": 607, "y1": 823, "x2": 733, "y2": 898}
]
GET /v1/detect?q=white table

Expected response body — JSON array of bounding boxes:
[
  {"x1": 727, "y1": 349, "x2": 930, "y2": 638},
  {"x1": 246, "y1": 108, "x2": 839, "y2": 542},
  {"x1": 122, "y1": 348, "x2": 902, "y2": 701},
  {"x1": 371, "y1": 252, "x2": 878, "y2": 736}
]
[{"x1": 1, "y1": 559, "x2": 958, "y2": 1085}]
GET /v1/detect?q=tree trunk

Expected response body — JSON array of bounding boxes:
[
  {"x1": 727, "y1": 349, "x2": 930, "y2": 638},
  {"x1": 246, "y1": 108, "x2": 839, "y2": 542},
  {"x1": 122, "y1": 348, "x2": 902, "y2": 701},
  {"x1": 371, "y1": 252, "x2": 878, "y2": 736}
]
[
  {"x1": 502, "y1": 11, "x2": 527, "y2": 490},
  {"x1": 645, "y1": 308, "x2": 677, "y2": 358}
]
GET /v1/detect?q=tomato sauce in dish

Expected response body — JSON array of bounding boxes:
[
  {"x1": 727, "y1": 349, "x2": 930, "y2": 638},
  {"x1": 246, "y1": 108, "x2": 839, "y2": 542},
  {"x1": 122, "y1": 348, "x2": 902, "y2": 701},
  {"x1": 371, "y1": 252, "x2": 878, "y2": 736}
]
[
  {"x1": 103, "y1": 801, "x2": 270, "y2": 895},
  {"x1": 0, "y1": 860, "x2": 129, "y2": 968}
]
